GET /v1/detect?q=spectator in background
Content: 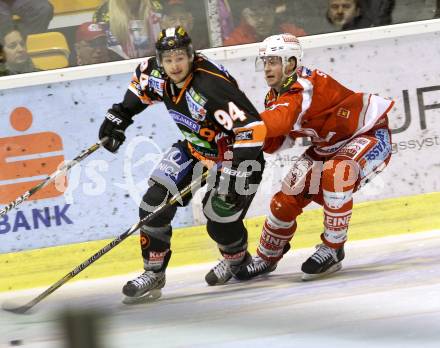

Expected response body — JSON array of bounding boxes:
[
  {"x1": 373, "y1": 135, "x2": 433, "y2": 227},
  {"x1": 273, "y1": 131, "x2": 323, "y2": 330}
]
[
  {"x1": 0, "y1": 0, "x2": 53, "y2": 38},
  {"x1": 392, "y1": 0, "x2": 435, "y2": 23},
  {"x1": 277, "y1": 0, "x2": 393, "y2": 36},
  {"x1": 360, "y1": 0, "x2": 394, "y2": 26},
  {"x1": 325, "y1": 0, "x2": 395, "y2": 32},
  {"x1": 0, "y1": 27, "x2": 37, "y2": 74},
  {"x1": 326, "y1": 0, "x2": 369, "y2": 31},
  {"x1": 75, "y1": 22, "x2": 111, "y2": 66},
  {"x1": 159, "y1": 0, "x2": 209, "y2": 50},
  {"x1": 160, "y1": 0, "x2": 193, "y2": 30},
  {"x1": 269, "y1": 0, "x2": 328, "y2": 36},
  {"x1": 436, "y1": 0, "x2": 440, "y2": 18},
  {"x1": 93, "y1": 0, "x2": 160, "y2": 59},
  {"x1": 223, "y1": 0, "x2": 306, "y2": 46}
]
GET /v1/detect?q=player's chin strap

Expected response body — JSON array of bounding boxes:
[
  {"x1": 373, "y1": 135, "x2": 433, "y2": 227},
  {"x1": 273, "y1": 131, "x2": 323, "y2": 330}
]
[
  {"x1": 0, "y1": 137, "x2": 110, "y2": 219},
  {"x1": 1, "y1": 162, "x2": 220, "y2": 315},
  {"x1": 281, "y1": 59, "x2": 298, "y2": 87}
]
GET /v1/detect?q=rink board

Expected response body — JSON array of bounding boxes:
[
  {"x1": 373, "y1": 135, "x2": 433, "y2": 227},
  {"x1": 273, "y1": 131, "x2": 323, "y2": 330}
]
[
  {"x1": 0, "y1": 192, "x2": 439, "y2": 292},
  {"x1": 1, "y1": 20, "x2": 440, "y2": 253}
]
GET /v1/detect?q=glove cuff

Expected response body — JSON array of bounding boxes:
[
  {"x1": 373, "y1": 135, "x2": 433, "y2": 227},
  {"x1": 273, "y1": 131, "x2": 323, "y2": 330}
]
[
  {"x1": 222, "y1": 166, "x2": 252, "y2": 179},
  {"x1": 105, "y1": 109, "x2": 133, "y2": 130}
]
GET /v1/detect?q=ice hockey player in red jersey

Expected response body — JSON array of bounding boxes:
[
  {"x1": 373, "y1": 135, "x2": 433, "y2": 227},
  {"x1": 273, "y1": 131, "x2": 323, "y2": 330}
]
[
  {"x1": 235, "y1": 33, "x2": 394, "y2": 281},
  {"x1": 98, "y1": 27, "x2": 267, "y2": 302}
]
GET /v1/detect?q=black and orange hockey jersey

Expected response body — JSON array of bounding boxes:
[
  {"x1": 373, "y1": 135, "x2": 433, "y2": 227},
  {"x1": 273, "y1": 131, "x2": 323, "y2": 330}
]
[
  {"x1": 261, "y1": 66, "x2": 394, "y2": 156},
  {"x1": 113, "y1": 54, "x2": 266, "y2": 165}
]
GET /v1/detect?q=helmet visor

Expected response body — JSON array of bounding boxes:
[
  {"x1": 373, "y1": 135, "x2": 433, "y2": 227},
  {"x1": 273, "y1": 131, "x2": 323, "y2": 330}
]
[{"x1": 255, "y1": 56, "x2": 282, "y2": 72}]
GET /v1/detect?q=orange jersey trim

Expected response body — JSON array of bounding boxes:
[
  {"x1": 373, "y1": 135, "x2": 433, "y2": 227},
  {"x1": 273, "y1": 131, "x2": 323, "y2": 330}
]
[
  {"x1": 194, "y1": 68, "x2": 233, "y2": 84},
  {"x1": 233, "y1": 121, "x2": 267, "y2": 147}
]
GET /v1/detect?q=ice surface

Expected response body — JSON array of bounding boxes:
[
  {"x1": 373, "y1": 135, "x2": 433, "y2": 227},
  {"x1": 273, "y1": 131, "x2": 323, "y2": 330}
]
[{"x1": 1, "y1": 230, "x2": 439, "y2": 347}]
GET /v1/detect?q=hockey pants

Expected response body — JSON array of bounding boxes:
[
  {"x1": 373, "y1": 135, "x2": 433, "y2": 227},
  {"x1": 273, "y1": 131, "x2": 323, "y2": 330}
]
[
  {"x1": 257, "y1": 126, "x2": 392, "y2": 262},
  {"x1": 138, "y1": 141, "x2": 265, "y2": 271}
]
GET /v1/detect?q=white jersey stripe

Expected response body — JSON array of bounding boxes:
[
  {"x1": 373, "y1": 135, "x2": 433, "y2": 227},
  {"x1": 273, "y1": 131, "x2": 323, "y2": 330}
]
[
  {"x1": 233, "y1": 142, "x2": 264, "y2": 148},
  {"x1": 357, "y1": 94, "x2": 370, "y2": 130},
  {"x1": 232, "y1": 120, "x2": 265, "y2": 131},
  {"x1": 293, "y1": 77, "x2": 314, "y2": 132}
]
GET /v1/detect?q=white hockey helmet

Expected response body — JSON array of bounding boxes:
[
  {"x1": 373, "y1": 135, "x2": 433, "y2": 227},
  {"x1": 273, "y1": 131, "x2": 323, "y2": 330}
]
[{"x1": 255, "y1": 33, "x2": 303, "y2": 74}]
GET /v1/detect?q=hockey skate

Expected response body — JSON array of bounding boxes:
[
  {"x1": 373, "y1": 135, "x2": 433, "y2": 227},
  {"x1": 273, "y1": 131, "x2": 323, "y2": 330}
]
[
  {"x1": 301, "y1": 243, "x2": 345, "y2": 281},
  {"x1": 122, "y1": 270, "x2": 166, "y2": 304},
  {"x1": 234, "y1": 243, "x2": 290, "y2": 280},
  {"x1": 234, "y1": 256, "x2": 277, "y2": 280},
  {"x1": 205, "y1": 252, "x2": 252, "y2": 286}
]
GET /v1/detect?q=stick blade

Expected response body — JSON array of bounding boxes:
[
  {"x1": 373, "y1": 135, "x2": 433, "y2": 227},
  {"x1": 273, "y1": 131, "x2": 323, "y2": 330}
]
[{"x1": 1, "y1": 300, "x2": 33, "y2": 315}]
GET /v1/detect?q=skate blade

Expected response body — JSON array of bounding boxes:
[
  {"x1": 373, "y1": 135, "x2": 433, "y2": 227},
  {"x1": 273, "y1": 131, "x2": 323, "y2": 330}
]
[
  {"x1": 208, "y1": 276, "x2": 233, "y2": 286},
  {"x1": 301, "y1": 262, "x2": 342, "y2": 281},
  {"x1": 122, "y1": 289, "x2": 162, "y2": 305}
]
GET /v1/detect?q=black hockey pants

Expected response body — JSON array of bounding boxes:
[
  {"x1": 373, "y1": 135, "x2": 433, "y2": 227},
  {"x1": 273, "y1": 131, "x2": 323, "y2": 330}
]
[{"x1": 138, "y1": 140, "x2": 264, "y2": 270}]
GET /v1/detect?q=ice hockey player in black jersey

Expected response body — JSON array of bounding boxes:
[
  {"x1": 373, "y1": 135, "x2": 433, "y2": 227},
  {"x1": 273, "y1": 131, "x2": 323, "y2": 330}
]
[{"x1": 98, "y1": 26, "x2": 267, "y2": 303}]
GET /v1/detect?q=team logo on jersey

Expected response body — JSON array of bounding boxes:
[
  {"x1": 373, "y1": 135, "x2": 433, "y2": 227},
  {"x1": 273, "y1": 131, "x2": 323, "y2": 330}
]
[
  {"x1": 267, "y1": 102, "x2": 289, "y2": 111},
  {"x1": 300, "y1": 66, "x2": 313, "y2": 77},
  {"x1": 235, "y1": 130, "x2": 253, "y2": 141},
  {"x1": 283, "y1": 156, "x2": 314, "y2": 194},
  {"x1": 337, "y1": 108, "x2": 351, "y2": 119},
  {"x1": 358, "y1": 129, "x2": 391, "y2": 180},
  {"x1": 148, "y1": 72, "x2": 164, "y2": 97},
  {"x1": 338, "y1": 137, "x2": 372, "y2": 159},
  {"x1": 185, "y1": 88, "x2": 207, "y2": 121},
  {"x1": 364, "y1": 129, "x2": 391, "y2": 162},
  {"x1": 181, "y1": 130, "x2": 211, "y2": 149},
  {"x1": 315, "y1": 139, "x2": 348, "y2": 155},
  {"x1": 150, "y1": 69, "x2": 162, "y2": 78},
  {"x1": 169, "y1": 109, "x2": 201, "y2": 132}
]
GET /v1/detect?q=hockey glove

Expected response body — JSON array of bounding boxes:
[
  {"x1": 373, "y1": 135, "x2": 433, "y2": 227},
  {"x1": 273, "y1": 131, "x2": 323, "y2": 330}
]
[
  {"x1": 98, "y1": 108, "x2": 133, "y2": 153},
  {"x1": 211, "y1": 165, "x2": 251, "y2": 217}
]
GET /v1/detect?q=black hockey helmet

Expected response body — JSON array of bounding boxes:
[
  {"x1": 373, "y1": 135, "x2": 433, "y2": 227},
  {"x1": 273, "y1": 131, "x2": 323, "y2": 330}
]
[{"x1": 155, "y1": 26, "x2": 194, "y2": 66}]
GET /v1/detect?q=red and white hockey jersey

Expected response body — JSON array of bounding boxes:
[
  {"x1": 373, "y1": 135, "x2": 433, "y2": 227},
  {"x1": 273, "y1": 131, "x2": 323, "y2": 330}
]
[{"x1": 261, "y1": 67, "x2": 394, "y2": 156}]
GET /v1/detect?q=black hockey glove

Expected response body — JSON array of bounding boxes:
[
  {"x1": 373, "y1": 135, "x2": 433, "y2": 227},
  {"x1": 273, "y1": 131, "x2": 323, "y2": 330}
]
[
  {"x1": 98, "y1": 108, "x2": 133, "y2": 153},
  {"x1": 211, "y1": 165, "x2": 251, "y2": 217}
]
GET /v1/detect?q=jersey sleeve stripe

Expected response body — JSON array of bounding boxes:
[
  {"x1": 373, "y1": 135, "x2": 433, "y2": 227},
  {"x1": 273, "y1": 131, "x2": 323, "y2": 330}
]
[
  {"x1": 355, "y1": 94, "x2": 394, "y2": 135},
  {"x1": 233, "y1": 142, "x2": 264, "y2": 148},
  {"x1": 233, "y1": 121, "x2": 267, "y2": 146},
  {"x1": 292, "y1": 78, "x2": 313, "y2": 131},
  {"x1": 357, "y1": 93, "x2": 370, "y2": 130}
]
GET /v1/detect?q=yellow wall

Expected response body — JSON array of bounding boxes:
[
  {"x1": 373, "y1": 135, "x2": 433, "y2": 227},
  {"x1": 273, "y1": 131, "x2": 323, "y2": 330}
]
[{"x1": 1, "y1": 192, "x2": 439, "y2": 292}]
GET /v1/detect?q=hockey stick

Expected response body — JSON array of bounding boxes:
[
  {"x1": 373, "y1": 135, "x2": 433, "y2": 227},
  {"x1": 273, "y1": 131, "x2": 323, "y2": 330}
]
[
  {"x1": 2, "y1": 164, "x2": 216, "y2": 314},
  {"x1": 0, "y1": 137, "x2": 109, "y2": 218}
]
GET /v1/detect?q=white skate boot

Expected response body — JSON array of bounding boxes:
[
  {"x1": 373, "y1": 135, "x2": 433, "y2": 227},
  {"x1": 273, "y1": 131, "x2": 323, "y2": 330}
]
[
  {"x1": 122, "y1": 250, "x2": 171, "y2": 304},
  {"x1": 122, "y1": 270, "x2": 166, "y2": 304}
]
